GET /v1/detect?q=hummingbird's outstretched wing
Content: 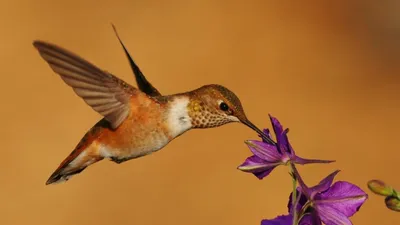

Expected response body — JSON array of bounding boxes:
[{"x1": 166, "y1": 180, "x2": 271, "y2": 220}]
[
  {"x1": 33, "y1": 41, "x2": 137, "y2": 129},
  {"x1": 111, "y1": 24, "x2": 162, "y2": 97}
]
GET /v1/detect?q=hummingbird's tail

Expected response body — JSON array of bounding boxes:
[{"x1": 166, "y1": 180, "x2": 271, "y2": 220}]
[
  {"x1": 46, "y1": 123, "x2": 106, "y2": 185},
  {"x1": 46, "y1": 143, "x2": 104, "y2": 185}
]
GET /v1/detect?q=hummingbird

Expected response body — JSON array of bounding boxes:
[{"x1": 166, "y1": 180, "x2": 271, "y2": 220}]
[{"x1": 33, "y1": 25, "x2": 275, "y2": 185}]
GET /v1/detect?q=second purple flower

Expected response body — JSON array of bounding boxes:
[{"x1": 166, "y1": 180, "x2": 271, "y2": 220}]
[{"x1": 238, "y1": 115, "x2": 334, "y2": 179}]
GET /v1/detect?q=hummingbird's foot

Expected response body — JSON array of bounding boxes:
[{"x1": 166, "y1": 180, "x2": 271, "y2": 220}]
[{"x1": 110, "y1": 157, "x2": 126, "y2": 164}]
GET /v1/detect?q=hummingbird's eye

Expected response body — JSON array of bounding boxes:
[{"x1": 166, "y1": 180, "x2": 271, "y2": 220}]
[{"x1": 219, "y1": 102, "x2": 229, "y2": 111}]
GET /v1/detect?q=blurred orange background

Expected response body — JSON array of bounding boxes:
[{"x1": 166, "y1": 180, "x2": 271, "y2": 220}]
[{"x1": 1, "y1": 0, "x2": 399, "y2": 224}]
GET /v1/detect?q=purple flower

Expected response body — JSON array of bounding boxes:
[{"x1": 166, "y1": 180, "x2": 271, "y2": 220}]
[
  {"x1": 288, "y1": 166, "x2": 368, "y2": 225},
  {"x1": 261, "y1": 192, "x2": 316, "y2": 225},
  {"x1": 261, "y1": 168, "x2": 368, "y2": 225},
  {"x1": 238, "y1": 115, "x2": 334, "y2": 179},
  {"x1": 261, "y1": 214, "x2": 314, "y2": 225},
  {"x1": 261, "y1": 215, "x2": 292, "y2": 225}
]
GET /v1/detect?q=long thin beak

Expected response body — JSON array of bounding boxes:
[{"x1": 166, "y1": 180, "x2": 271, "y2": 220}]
[{"x1": 242, "y1": 119, "x2": 276, "y2": 145}]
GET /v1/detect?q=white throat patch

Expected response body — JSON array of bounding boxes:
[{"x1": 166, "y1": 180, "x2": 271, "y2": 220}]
[{"x1": 166, "y1": 97, "x2": 192, "y2": 138}]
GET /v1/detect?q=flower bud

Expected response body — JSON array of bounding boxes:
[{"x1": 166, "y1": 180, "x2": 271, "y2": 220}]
[
  {"x1": 385, "y1": 196, "x2": 400, "y2": 212},
  {"x1": 367, "y1": 180, "x2": 394, "y2": 197}
]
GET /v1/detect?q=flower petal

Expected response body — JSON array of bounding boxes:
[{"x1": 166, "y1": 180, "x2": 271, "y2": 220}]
[
  {"x1": 293, "y1": 156, "x2": 335, "y2": 165},
  {"x1": 269, "y1": 115, "x2": 284, "y2": 136},
  {"x1": 299, "y1": 212, "x2": 322, "y2": 225},
  {"x1": 291, "y1": 164, "x2": 312, "y2": 197},
  {"x1": 287, "y1": 192, "x2": 323, "y2": 225},
  {"x1": 298, "y1": 215, "x2": 313, "y2": 225},
  {"x1": 315, "y1": 181, "x2": 368, "y2": 219},
  {"x1": 269, "y1": 115, "x2": 287, "y2": 154},
  {"x1": 259, "y1": 128, "x2": 273, "y2": 141},
  {"x1": 261, "y1": 215, "x2": 292, "y2": 225},
  {"x1": 237, "y1": 155, "x2": 278, "y2": 179},
  {"x1": 245, "y1": 140, "x2": 281, "y2": 161},
  {"x1": 314, "y1": 204, "x2": 353, "y2": 225},
  {"x1": 308, "y1": 170, "x2": 340, "y2": 198},
  {"x1": 253, "y1": 168, "x2": 276, "y2": 179},
  {"x1": 287, "y1": 189, "x2": 308, "y2": 214},
  {"x1": 281, "y1": 128, "x2": 295, "y2": 156}
]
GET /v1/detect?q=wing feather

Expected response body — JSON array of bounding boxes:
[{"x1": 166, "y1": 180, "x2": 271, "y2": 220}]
[
  {"x1": 33, "y1": 40, "x2": 137, "y2": 129},
  {"x1": 111, "y1": 24, "x2": 162, "y2": 97}
]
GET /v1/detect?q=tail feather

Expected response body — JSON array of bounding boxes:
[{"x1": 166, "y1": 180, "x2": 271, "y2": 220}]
[
  {"x1": 46, "y1": 122, "x2": 107, "y2": 185},
  {"x1": 46, "y1": 148, "x2": 103, "y2": 185},
  {"x1": 46, "y1": 167, "x2": 87, "y2": 185}
]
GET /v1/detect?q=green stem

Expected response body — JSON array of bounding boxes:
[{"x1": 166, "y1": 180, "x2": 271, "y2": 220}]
[
  {"x1": 290, "y1": 163, "x2": 298, "y2": 225},
  {"x1": 393, "y1": 189, "x2": 400, "y2": 200},
  {"x1": 297, "y1": 201, "x2": 312, "y2": 222}
]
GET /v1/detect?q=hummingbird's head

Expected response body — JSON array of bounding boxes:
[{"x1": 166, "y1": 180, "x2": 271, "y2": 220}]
[{"x1": 188, "y1": 84, "x2": 275, "y2": 145}]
